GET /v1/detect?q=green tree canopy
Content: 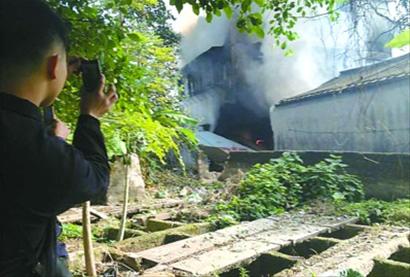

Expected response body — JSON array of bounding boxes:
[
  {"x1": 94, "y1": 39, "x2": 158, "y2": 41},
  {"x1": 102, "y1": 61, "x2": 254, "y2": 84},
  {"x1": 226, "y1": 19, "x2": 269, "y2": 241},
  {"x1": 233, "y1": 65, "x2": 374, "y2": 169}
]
[
  {"x1": 169, "y1": 0, "x2": 409, "y2": 48},
  {"x1": 46, "y1": 0, "x2": 197, "y2": 166},
  {"x1": 170, "y1": 0, "x2": 340, "y2": 47}
]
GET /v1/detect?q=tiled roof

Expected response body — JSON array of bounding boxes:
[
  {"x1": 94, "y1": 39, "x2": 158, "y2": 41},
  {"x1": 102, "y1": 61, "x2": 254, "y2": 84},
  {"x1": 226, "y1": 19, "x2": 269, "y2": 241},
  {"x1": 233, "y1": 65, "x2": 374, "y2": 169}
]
[{"x1": 277, "y1": 53, "x2": 410, "y2": 106}]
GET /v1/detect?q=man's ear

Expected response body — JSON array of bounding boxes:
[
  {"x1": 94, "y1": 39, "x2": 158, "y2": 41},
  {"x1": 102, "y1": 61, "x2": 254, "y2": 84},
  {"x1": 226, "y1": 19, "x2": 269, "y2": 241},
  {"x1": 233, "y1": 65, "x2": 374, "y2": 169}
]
[{"x1": 47, "y1": 54, "x2": 59, "y2": 80}]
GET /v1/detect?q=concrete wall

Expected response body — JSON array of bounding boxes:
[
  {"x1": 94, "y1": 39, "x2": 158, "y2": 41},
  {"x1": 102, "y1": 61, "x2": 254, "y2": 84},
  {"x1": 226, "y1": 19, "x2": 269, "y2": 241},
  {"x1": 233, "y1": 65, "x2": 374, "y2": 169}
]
[
  {"x1": 270, "y1": 79, "x2": 410, "y2": 153},
  {"x1": 224, "y1": 151, "x2": 410, "y2": 200},
  {"x1": 182, "y1": 88, "x2": 226, "y2": 131}
]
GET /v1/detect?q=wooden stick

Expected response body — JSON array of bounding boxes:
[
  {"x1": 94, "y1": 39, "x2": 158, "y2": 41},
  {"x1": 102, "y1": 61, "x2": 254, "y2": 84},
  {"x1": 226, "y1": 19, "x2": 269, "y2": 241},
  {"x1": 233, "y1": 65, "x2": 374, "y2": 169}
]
[
  {"x1": 82, "y1": 201, "x2": 97, "y2": 276},
  {"x1": 117, "y1": 163, "x2": 130, "y2": 241}
]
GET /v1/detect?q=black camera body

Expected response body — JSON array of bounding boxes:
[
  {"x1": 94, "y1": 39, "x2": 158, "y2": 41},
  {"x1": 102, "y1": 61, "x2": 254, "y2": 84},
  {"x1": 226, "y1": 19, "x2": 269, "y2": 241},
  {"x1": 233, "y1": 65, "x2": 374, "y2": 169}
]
[{"x1": 81, "y1": 60, "x2": 102, "y2": 92}]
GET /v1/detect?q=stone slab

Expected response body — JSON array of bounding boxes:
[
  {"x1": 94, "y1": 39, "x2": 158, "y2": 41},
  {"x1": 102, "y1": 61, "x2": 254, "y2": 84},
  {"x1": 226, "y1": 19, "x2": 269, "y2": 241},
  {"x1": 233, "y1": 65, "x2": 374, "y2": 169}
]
[
  {"x1": 171, "y1": 224, "x2": 328, "y2": 276},
  {"x1": 276, "y1": 226, "x2": 410, "y2": 277},
  {"x1": 132, "y1": 218, "x2": 280, "y2": 264},
  {"x1": 129, "y1": 213, "x2": 356, "y2": 276}
]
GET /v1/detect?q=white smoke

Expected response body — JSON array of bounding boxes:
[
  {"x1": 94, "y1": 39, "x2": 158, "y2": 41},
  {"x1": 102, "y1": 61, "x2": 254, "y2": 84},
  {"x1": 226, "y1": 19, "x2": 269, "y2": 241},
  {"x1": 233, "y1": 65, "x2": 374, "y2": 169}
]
[
  {"x1": 176, "y1": 5, "x2": 395, "y2": 112},
  {"x1": 179, "y1": 14, "x2": 231, "y2": 66},
  {"x1": 233, "y1": 18, "x2": 344, "y2": 111}
]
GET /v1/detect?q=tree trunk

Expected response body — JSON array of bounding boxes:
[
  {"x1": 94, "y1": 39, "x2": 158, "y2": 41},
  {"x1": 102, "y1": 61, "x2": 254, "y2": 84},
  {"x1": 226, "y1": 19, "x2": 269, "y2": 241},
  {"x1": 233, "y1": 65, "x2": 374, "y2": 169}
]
[
  {"x1": 82, "y1": 201, "x2": 97, "y2": 276},
  {"x1": 117, "y1": 163, "x2": 130, "y2": 241}
]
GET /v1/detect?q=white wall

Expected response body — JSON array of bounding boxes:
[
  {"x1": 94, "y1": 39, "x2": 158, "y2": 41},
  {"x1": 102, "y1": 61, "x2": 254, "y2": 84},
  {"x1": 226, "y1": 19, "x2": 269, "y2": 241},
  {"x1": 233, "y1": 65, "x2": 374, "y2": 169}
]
[
  {"x1": 270, "y1": 79, "x2": 410, "y2": 153},
  {"x1": 182, "y1": 88, "x2": 226, "y2": 131}
]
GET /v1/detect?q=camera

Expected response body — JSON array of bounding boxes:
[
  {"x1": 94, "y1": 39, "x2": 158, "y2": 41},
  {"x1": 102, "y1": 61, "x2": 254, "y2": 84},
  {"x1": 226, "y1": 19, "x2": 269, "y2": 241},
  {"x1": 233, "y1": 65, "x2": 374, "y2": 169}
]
[{"x1": 81, "y1": 60, "x2": 102, "y2": 92}]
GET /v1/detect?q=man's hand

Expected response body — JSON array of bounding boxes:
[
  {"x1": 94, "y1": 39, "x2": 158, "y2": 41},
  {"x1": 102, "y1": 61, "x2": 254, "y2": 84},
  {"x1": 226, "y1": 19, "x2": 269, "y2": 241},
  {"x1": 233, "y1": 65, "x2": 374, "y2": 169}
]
[
  {"x1": 80, "y1": 75, "x2": 118, "y2": 119},
  {"x1": 53, "y1": 119, "x2": 70, "y2": 140}
]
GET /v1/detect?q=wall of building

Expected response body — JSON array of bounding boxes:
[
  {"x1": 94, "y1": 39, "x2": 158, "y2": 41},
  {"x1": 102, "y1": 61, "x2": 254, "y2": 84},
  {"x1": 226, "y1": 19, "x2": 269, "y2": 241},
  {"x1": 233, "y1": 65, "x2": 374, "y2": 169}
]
[
  {"x1": 270, "y1": 79, "x2": 410, "y2": 153},
  {"x1": 182, "y1": 88, "x2": 226, "y2": 131},
  {"x1": 182, "y1": 47, "x2": 229, "y2": 97},
  {"x1": 182, "y1": 44, "x2": 273, "y2": 149}
]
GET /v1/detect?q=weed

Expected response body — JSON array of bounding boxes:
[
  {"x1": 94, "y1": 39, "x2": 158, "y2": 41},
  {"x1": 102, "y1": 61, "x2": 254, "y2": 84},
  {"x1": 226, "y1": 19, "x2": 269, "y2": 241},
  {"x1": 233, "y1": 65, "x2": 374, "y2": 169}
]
[
  {"x1": 340, "y1": 269, "x2": 364, "y2": 277},
  {"x1": 335, "y1": 199, "x2": 410, "y2": 226},
  {"x1": 209, "y1": 153, "x2": 364, "y2": 228},
  {"x1": 238, "y1": 267, "x2": 250, "y2": 277},
  {"x1": 59, "y1": 223, "x2": 82, "y2": 242}
]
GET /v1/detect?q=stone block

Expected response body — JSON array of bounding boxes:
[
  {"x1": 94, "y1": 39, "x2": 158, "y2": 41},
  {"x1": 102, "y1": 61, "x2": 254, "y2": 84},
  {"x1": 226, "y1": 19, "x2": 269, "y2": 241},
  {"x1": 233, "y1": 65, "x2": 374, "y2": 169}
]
[
  {"x1": 146, "y1": 219, "x2": 185, "y2": 232},
  {"x1": 106, "y1": 154, "x2": 146, "y2": 204}
]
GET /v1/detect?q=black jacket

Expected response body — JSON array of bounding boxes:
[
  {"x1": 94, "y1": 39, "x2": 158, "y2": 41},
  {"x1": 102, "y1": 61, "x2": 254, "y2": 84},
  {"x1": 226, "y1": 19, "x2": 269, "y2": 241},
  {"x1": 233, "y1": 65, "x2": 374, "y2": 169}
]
[{"x1": 0, "y1": 92, "x2": 110, "y2": 276}]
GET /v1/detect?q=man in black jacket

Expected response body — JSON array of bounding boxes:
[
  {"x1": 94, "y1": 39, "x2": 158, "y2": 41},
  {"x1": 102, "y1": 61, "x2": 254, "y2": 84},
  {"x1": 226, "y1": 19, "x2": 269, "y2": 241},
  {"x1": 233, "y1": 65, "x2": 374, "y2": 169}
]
[{"x1": 0, "y1": 0, "x2": 118, "y2": 276}]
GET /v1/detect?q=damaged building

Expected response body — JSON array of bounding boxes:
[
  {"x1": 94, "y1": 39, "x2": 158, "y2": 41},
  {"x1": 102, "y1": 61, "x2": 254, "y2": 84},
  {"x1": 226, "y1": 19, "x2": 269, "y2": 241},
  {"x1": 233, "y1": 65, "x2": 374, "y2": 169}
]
[
  {"x1": 182, "y1": 50, "x2": 409, "y2": 154},
  {"x1": 181, "y1": 40, "x2": 273, "y2": 150},
  {"x1": 180, "y1": 7, "x2": 407, "y2": 154}
]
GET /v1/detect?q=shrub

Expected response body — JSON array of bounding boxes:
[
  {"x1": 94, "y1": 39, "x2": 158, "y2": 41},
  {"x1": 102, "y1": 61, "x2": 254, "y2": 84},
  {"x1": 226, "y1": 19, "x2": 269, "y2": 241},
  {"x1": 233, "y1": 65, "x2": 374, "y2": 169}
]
[
  {"x1": 336, "y1": 199, "x2": 410, "y2": 226},
  {"x1": 209, "y1": 152, "x2": 364, "y2": 228}
]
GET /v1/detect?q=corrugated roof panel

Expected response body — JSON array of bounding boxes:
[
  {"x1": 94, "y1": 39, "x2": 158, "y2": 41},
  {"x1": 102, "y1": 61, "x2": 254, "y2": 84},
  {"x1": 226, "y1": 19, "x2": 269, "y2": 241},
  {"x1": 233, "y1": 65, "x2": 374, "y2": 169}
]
[{"x1": 196, "y1": 131, "x2": 252, "y2": 150}]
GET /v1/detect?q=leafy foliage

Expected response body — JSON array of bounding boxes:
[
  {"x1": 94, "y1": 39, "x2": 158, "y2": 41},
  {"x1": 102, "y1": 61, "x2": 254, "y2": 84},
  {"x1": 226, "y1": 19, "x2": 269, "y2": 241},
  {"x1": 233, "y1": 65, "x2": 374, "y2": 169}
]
[
  {"x1": 386, "y1": 29, "x2": 410, "y2": 48},
  {"x1": 335, "y1": 199, "x2": 410, "y2": 226},
  {"x1": 339, "y1": 269, "x2": 364, "y2": 277},
  {"x1": 59, "y1": 223, "x2": 83, "y2": 242},
  {"x1": 209, "y1": 152, "x2": 364, "y2": 228},
  {"x1": 238, "y1": 267, "x2": 250, "y2": 277},
  {"x1": 169, "y1": 0, "x2": 339, "y2": 47},
  {"x1": 46, "y1": 0, "x2": 197, "y2": 164},
  {"x1": 172, "y1": 0, "x2": 409, "y2": 52},
  {"x1": 134, "y1": 0, "x2": 181, "y2": 46}
]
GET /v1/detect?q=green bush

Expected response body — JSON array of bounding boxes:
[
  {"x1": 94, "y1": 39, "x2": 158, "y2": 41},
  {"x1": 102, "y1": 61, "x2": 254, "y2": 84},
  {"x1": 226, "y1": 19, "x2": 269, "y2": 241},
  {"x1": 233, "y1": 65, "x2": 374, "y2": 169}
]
[
  {"x1": 46, "y1": 0, "x2": 197, "y2": 167},
  {"x1": 336, "y1": 199, "x2": 410, "y2": 226},
  {"x1": 209, "y1": 153, "x2": 364, "y2": 228}
]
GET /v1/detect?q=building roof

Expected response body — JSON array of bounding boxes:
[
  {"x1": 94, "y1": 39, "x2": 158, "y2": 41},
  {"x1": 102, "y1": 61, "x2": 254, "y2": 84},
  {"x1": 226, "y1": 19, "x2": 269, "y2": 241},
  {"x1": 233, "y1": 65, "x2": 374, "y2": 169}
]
[
  {"x1": 196, "y1": 131, "x2": 251, "y2": 150},
  {"x1": 277, "y1": 53, "x2": 410, "y2": 106}
]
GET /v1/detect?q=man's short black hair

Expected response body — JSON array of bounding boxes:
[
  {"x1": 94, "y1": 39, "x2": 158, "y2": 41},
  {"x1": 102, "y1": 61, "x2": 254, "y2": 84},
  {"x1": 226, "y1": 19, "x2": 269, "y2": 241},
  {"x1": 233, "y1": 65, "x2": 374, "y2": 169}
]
[{"x1": 0, "y1": 0, "x2": 69, "y2": 85}]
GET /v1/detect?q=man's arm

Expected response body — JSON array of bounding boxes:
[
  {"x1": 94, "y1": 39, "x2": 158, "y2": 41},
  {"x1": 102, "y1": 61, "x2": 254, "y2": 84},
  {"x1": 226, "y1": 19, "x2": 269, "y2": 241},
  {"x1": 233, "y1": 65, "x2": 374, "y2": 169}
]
[
  {"x1": 2, "y1": 117, "x2": 108, "y2": 216},
  {"x1": 3, "y1": 77, "x2": 117, "y2": 216},
  {"x1": 56, "y1": 114, "x2": 111, "y2": 213}
]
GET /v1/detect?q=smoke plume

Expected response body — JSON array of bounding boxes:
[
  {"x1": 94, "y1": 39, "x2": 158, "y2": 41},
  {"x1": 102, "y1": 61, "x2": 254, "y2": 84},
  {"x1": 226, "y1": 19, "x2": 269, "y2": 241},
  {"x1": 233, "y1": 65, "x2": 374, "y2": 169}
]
[{"x1": 177, "y1": 5, "x2": 395, "y2": 113}]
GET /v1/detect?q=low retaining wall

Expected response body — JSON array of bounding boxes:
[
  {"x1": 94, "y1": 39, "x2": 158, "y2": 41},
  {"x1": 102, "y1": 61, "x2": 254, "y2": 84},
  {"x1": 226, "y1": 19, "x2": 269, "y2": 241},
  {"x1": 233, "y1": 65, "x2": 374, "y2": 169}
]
[{"x1": 224, "y1": 151, "x2": 410, "y2": 200}]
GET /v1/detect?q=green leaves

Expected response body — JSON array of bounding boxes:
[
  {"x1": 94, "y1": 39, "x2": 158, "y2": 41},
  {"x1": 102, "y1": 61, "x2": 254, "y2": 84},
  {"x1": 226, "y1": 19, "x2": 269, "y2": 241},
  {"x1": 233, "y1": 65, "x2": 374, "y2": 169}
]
[
  {"x1": 206, "y1": 12, "x2": 213, "y2": 23},
  {"x1": 335, "y1": 199, "x2": 410, "y2": 227},
  {"x1": 209, "y1": 153, "x2": 364, "y2": 228},
  {"x1": 47, "y1": 0, "x2": 197, "y2": 167},
  {"x1": 168, "y1": 0, "x2": 339, "y2": 51},
  {"x1": 252, "y1": 26, "x2": 265, "y2": 38},
  {"x1": 339, "y1": 269, "x2": 364, "y2": 277},
  {"x1": 127, "y1": 32, "x2": 142, "y2": 41},
  {"x1": 386, "y1": 29, "x2": 410, "y2": 48},
  {"x1": 174, "y1": 0, "x2": 183, "y2": 12},
  {"x1": 192, "y1": 3, "x2": 200, "y2": 15},
  {"x1": 108, "y1": 133, "x2": 127, "y2": 157},
  {"x1": 223, "y1": 5, "x2": 233, "y2": 19}
]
